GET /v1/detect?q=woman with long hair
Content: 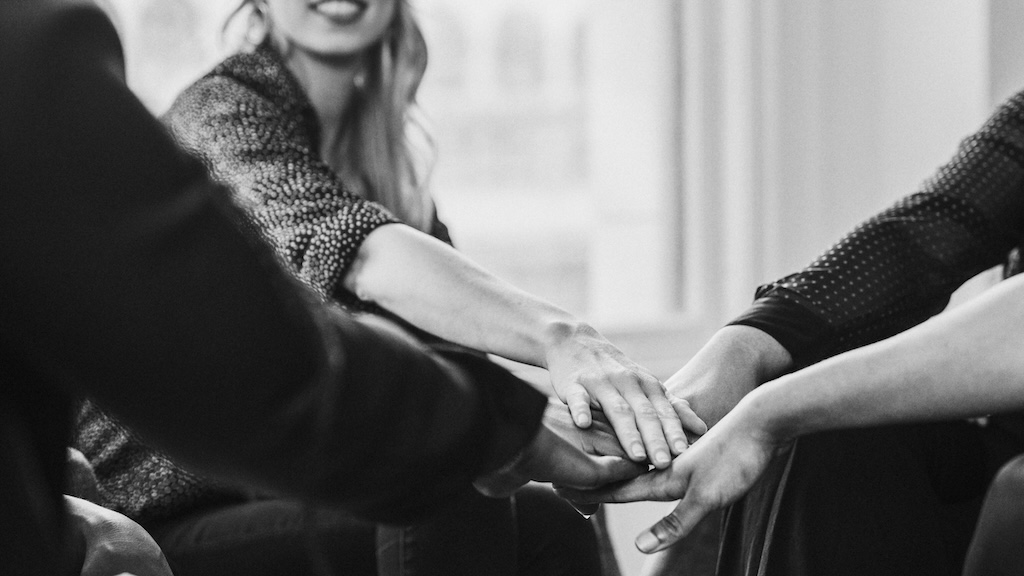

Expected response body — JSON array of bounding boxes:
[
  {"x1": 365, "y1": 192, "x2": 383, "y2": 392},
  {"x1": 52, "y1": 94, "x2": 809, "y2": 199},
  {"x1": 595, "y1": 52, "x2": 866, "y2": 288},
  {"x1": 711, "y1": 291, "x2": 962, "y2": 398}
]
[{"x1": 75, "y1": 1, "x2": 706, "y2": 574}]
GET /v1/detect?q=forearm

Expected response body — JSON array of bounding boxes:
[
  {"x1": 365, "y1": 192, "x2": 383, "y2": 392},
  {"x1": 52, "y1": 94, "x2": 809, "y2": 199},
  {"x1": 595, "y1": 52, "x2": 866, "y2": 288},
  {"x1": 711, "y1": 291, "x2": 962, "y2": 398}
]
[
  {"x1": 748, "y1": 274, "x2": 1024, "y2": 441},
  {"x1": 665, "y1": 325, "x2": 792, "y2": 428},
  {"x1": 344, "y1": 223, "x2": 582, "y2": 368}
]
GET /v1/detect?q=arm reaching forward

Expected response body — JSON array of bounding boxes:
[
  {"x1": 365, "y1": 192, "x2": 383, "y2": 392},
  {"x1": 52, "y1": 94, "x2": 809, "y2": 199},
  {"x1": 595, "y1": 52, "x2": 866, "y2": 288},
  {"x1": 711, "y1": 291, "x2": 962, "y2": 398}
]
[{"x1": 561, "y1": 273, "x2": 1024, "y2": 552}]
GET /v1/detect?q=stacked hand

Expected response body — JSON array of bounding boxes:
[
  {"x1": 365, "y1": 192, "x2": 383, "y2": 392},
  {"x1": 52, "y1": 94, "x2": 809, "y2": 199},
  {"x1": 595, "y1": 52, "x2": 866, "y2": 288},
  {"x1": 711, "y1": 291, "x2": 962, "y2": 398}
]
[
  {"x1": 554, "y1": 326, "x2": 795, "y2": 553},
  {"x1": 557, "y1": 392, "x2": 787, "y2": 553},
  {"x1": 474, "y1": 400, "x2": 646, "y2": 498},
  {"x1": 479, "y1": 325, "x2": 795, "y2": 540},
  {"x1": 544, "y1": 323, "x2": 707, "y2": 468}
]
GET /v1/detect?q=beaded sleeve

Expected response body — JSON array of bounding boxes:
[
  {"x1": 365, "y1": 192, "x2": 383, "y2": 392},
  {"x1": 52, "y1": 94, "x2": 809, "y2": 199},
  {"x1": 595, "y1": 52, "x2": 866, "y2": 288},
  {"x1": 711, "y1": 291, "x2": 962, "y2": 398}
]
[{"x1": 163, "y1": 50, "x2": 400, "y2": 304}]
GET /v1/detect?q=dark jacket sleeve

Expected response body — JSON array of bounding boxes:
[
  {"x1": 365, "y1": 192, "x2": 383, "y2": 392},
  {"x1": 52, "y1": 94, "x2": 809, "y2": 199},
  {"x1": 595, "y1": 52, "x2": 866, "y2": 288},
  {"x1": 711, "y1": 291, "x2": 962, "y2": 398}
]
[
  {"x1": 731, "y1": 90, "x2": 1024, "y2": 367},
  {"x1": 0, "y1": 0, "x2": 545, "y2": 524}
]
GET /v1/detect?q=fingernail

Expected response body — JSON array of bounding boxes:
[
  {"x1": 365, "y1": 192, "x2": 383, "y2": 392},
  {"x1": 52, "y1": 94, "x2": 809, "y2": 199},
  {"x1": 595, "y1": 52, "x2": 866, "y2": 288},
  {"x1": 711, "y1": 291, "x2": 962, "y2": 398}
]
[
  {"x1": 576, "y1": 414, "x2": 591, "y2": 427},
  {"x1": 674, "y1": 440, "x2": 688, "y2": 453},
  {"x1": 654, "y1": 451, "x2": 670, "y2": 466},
  {"x1": 636, "y1": 531, "x2": 661, "y2": 553},
  {"x1": 631, "y1": 444, "x2": 646, "y2": 460}
]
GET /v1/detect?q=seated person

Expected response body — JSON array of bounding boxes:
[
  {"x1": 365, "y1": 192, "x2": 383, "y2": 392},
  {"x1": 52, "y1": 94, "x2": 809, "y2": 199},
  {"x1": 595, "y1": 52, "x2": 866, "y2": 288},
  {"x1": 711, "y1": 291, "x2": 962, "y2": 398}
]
[
  {"x1": 567, "y1": 83, "x2": 1024, "y2": 576},
  {"x1": 565, "y1": 259, "x2": 1024, "y2": 571},
  {"x1": 0, "y1": 2, "x2": 642, "y2": 574},
  {"x1": 75, "y1": 1, "x2": 705, "y2": 574}
]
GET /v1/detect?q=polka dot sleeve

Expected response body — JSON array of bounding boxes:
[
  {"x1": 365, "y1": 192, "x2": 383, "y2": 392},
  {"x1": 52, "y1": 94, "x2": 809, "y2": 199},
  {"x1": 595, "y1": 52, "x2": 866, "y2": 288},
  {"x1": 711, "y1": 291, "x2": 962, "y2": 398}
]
[{"x1": 731, "y1": 89, "x2": 1024, "y2": 366}]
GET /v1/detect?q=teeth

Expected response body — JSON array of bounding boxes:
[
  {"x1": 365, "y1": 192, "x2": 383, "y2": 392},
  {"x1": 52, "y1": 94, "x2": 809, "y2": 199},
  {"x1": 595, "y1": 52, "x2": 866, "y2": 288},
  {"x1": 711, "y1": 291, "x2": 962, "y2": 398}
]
[{"x1": 313, "y1": 0, "x2": 363, "y2": 18}]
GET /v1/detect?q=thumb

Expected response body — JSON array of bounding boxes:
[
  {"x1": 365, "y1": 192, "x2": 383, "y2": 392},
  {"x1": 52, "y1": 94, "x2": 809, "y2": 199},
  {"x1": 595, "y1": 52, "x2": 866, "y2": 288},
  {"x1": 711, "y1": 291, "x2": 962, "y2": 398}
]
[{"x1": 635, "y1": 493, "x2": 707, "y2": 553}]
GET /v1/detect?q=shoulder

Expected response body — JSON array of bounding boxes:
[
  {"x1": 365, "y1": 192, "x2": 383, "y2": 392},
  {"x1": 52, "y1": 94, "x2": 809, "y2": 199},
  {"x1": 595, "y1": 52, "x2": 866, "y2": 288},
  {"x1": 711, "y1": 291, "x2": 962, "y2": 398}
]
[
  {"x1": 164, "y1": 48, "x2": 309, "y2": 140},
  {"x1": 2, "y1": 0, "x2": 123, "y2": 93}
]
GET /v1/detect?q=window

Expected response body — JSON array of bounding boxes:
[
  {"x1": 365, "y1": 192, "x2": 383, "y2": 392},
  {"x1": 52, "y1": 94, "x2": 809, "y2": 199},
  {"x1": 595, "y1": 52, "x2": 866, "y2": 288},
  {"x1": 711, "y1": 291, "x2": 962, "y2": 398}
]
[
  {"x1": 416, "y1": 0, "x2": 687, "y2": 339},
  {"x1": 102, "y1": 0, "x2": 695, "y2": 362}
]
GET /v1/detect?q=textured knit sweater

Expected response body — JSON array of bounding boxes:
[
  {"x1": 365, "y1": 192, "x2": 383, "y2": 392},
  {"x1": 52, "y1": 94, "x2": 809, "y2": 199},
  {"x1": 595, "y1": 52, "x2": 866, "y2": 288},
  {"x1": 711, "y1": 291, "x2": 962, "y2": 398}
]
[{"x1": 74, "y1": 45, "x2": 450, "y2": 524}]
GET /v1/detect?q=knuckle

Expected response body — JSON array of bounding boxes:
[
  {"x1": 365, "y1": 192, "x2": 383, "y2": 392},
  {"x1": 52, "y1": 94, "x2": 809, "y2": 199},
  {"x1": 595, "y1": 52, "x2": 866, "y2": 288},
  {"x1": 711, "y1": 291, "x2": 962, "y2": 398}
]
[
  {"x1": 655, "y1": 402, "x2": 680, "y2": 419},
  {"x1": 669, "y1": 396, "x2": 691, "y2": 407},
  {"x1": 656, "y1": 512, "x2": 685, "y2": 537},
  {"x1": 634, "y1": 403, "x2": 660, "y2": 420},
  {"x1": 608, "y1": 401, "x2": 635, "y2": 417}
]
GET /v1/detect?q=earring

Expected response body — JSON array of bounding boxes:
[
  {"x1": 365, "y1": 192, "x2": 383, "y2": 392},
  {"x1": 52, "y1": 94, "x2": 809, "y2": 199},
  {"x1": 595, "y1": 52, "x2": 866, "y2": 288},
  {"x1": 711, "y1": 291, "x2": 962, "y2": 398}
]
[{"x1": 245, "y1": 1, "x2": 269, "y2": 47}]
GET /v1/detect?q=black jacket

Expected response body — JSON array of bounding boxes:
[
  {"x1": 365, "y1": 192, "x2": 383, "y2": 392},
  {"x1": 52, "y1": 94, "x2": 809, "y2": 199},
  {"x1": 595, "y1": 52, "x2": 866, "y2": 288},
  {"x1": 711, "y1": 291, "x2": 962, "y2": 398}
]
[{"x1": 0, "y1": 1, "x2": 545, "y2": 574}]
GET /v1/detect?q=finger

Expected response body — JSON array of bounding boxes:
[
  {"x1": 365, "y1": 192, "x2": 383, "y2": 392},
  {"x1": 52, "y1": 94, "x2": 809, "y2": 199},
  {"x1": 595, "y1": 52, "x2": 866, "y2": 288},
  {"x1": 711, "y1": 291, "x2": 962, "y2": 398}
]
[
  {"x1": 580, "y1": 426, "x2": 630, "y2": 458},
  {"x1": 648, "y1": 391, "x2": 690, "y2": 457},
  {"x1": 635, "y1": 493, "x2": 710, "y2": 554},
  {"x1": 597, "y1": 392, "x2": 648, "y2": 462},
  {"x1": 621, "y1": 389, "x2": 673, "y2": 469},
  {"x1": 669, "y1": 395, "x2": 709, "y2": 437},
  {"x1": 564, "y1": 386, "x2": 593, "y2": 428},
  {"x1": 589, "y1": 454, "x2": 648, "y2": 488},
  {"x1": 572, "y1": 407, "x2": 627, "y2": 457},
  {"x1": 556, "y1": 465, "x2": 675, "y2": 504}
]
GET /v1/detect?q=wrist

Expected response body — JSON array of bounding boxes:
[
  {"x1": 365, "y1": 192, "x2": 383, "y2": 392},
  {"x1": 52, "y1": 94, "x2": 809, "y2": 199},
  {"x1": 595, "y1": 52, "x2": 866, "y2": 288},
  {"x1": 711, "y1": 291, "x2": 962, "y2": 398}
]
[
  {"x1": 738, "y1": 374, "x2": 808, "y2": 443},
  {"x1": 717, "y1": 325, "x2": 794, "y2": 382},
  {"x1": 538, "y1": 317, "x2": 594, "y2": 369}
]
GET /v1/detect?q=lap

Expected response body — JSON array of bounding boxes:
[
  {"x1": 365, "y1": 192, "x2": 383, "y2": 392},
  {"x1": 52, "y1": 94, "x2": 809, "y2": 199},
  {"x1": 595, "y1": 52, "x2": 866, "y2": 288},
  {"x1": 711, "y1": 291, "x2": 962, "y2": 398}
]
[
  {"x1": 718, "y1": 417, "x2": 1024, "y2": 576},
  {"x1": 147, "y1": 499, "x2": 376, "y2": 576},
  {"x1": 376, "y1": 483, "x2": 601, "y2": 576},
  {"x1": 147, "y1": 485, "x2": 601, "y2": 576}
]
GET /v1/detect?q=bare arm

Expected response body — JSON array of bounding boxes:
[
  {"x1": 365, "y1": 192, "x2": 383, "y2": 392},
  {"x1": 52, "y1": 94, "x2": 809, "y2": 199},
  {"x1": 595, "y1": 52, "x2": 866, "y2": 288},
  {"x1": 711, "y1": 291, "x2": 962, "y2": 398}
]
[
  {"x1": 757, "y1": 272, "x2": 1024, "y2": 436},
  {"x1": 345, "y1": 223, "x2": 707, "y2": 467},
  {"x1": 166, "y1": 67, "x2": 704, "y2": 468},
  {"x1": 663, "y1": 324, "x2": 793, "y2": 429}
]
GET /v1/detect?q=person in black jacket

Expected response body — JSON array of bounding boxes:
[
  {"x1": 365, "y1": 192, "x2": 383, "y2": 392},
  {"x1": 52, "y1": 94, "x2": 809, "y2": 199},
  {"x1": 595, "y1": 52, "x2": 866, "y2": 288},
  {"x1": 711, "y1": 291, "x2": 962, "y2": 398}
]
[{"x1": 0, "y1": 2, "x2": 642, "y2": 574}]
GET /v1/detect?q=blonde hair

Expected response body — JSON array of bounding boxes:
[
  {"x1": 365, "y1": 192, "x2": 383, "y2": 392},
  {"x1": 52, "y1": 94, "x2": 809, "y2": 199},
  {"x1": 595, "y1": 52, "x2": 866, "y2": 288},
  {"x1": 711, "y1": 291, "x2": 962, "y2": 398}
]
[{"x1": 229, "y1": 1, "x2": 436, "y2": 231}]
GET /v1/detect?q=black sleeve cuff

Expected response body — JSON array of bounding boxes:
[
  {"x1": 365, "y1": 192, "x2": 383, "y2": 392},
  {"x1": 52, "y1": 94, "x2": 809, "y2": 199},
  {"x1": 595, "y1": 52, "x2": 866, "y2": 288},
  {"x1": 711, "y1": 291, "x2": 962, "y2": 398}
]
[{"x1": 727, "y1": 296, "x2": 835, "y2": 368}]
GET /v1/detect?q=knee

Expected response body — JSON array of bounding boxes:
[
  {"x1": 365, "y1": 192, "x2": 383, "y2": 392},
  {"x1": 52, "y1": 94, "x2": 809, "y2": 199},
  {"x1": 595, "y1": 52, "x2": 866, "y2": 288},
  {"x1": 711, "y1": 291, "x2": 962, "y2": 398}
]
[{"x1": 987, "y1": 453, "x2": 1024, "y2": 501}]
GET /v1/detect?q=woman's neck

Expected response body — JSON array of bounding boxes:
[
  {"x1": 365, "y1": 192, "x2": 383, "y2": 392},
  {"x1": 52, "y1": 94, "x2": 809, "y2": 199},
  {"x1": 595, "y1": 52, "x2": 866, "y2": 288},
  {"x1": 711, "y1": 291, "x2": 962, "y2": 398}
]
[{"x1": 277, "y1": 42, "x2": 362, "y2": 158}]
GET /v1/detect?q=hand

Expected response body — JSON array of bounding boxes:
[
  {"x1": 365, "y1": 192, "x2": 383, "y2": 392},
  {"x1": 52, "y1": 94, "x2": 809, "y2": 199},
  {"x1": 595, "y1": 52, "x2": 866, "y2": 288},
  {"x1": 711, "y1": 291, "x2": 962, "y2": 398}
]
[
  {"x1": 65, "y1": 495, "x2": 174, "y2": 576},
  {"x1": 66, "y1": 447, "x2": 102, "y2": 502},
  {"x1": 541, "y1": 399, "x2": 628, "y2": 458},
  {"x1": 664, "y1": 325, "x2": 792, "y2": 429},
  {"x1": 537, "y1": 399, "x2": 629, "y2": 516},
  {"x1": 556, "y1": 391, "x2": 788, "y2": 554},
  {"x1": 544, "y1": 322, "x2": 707, "y2": 468},
  {"x1": 474, "y1": 420, "x2": 646, "y2": 499}
]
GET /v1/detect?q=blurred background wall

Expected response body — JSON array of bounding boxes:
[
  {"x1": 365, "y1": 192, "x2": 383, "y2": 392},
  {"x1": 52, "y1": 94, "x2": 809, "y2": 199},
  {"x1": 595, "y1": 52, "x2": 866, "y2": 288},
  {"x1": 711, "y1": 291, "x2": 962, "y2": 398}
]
[{"x1": 96, "y1": 0, "x2": 1024, "y2": 573}]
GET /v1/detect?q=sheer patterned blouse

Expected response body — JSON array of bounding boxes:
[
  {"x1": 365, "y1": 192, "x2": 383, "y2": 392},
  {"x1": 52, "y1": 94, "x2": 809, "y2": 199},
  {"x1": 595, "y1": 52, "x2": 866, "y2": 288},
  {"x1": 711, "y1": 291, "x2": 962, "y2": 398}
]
[{"x1": 731, "y1": 89, "x2": 1024, "y2": 367}]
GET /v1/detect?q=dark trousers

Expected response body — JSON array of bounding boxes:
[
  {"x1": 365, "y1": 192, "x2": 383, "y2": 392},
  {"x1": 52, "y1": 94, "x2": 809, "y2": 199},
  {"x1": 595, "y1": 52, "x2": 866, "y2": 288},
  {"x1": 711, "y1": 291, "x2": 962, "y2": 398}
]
[
  {"x1": 718, "y1": 416, "x2": 1024, "y2": 576},
  {"x1": 148, "y1": 483, "x2": 600, "y2": 576}
]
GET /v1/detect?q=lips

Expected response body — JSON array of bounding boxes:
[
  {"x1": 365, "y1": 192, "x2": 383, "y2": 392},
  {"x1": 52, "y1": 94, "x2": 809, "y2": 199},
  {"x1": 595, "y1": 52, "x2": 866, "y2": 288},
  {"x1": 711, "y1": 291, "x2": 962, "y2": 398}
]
[{"x1": 309, "y1": 0, "x2": 368, "y2": 23}]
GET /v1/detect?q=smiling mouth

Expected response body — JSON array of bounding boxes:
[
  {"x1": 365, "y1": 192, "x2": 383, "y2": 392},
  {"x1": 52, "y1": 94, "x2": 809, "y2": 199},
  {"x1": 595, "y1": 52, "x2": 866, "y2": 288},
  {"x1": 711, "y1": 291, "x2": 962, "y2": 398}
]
[{"x1": 309, "y1": 0, "x2": 368, "y2": 23}]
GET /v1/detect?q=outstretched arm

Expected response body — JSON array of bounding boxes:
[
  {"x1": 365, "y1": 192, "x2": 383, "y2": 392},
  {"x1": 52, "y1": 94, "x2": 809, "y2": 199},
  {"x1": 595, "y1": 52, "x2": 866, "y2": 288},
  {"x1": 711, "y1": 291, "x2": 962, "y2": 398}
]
[
  {"x1": 166, "y1": 68, "x2": 704, "y2": 468},
  {"x1": 562, "y1": 273, "x2": 1024, "y2": 552},
  {"x1": 347, "y1": 224, "x2": 706, "y2": 466}
]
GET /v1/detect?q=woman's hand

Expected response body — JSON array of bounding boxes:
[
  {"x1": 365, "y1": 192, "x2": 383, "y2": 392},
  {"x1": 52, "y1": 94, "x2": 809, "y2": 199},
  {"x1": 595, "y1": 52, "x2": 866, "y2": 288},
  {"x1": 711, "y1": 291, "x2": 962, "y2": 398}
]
[
  {"x1": 556, "y1": 390, "x2": 788, "y2": 553},
  {"x1": 65, "y1": 495, "x2": 174, "y2": 576},
  {"x1": 544, "y1": 322, "x2": 706, "y2": 469}
]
